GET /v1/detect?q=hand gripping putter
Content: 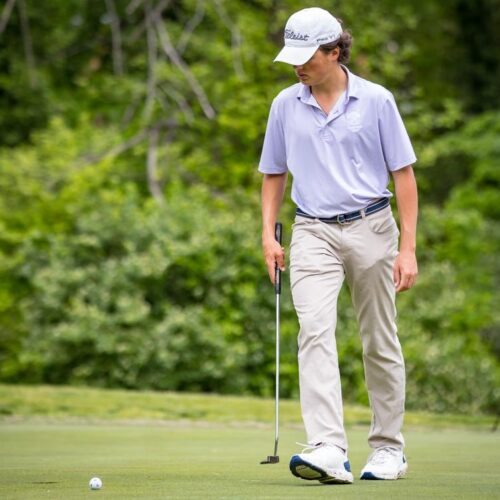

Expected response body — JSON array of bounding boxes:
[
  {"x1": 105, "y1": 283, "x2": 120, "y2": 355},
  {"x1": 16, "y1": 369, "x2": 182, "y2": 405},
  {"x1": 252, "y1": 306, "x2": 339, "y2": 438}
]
[{"x1": 260, "y1": 222, "x2": 282, "y2": 465}]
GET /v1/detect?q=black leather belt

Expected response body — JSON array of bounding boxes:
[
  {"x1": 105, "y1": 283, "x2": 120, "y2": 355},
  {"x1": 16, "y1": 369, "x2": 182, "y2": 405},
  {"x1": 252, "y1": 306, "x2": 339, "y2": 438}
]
[{"x1": 296, "y1": 197, "x2": 390, "y2": 224}]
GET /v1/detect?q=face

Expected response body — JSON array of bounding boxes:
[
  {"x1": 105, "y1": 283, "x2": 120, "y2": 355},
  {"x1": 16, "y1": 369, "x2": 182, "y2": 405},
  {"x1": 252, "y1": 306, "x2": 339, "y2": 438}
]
[{"x1": 294, "y1": 48, "x2": 339, "y2": 85}]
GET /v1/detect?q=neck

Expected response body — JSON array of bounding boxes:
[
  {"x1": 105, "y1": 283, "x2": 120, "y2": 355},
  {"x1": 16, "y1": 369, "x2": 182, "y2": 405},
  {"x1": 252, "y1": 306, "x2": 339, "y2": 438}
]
[{"x1": 311, "y1": 64, "x2": 347, "y2": 96}]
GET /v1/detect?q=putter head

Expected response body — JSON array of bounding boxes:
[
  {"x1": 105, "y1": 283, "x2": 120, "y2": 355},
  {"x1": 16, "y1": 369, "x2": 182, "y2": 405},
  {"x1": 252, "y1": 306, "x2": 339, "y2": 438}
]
[{"x1": 260, "y1": 455, "x2": 279, "y2": 464}]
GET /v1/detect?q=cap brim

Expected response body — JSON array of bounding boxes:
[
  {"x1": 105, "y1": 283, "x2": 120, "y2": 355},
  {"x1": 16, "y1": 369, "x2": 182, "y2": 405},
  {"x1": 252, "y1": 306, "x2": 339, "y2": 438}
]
[{"x1": 273, "y1": 45, "x2": 317, "y2": 65}]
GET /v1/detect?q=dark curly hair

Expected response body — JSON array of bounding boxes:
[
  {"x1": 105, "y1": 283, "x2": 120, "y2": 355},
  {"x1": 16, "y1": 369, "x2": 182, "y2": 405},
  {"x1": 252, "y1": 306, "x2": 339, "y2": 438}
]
[{"x1": 319, "y1": 30, "x2": 353, "y2": 65}]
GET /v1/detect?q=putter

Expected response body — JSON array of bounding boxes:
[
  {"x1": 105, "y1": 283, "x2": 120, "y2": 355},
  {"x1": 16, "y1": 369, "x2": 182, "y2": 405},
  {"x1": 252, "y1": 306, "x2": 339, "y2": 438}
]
[{"x1": 260, "y1": 222, "x2": 282, "y2": 465}]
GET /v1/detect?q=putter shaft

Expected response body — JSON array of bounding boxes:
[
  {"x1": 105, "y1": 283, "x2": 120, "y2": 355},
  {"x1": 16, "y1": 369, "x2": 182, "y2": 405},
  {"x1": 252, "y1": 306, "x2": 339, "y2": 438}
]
[
  {"x1": 260, "y1": 222, "x2": 282, "y2": 465},
  {"x1": 274, "y1": 292, "x2": 280, "y2": 458}
]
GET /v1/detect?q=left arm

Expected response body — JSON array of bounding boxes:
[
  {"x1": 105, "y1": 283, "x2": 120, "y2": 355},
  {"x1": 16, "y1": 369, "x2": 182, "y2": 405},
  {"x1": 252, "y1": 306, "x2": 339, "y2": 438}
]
[{"x1": 392, "y1": 165, "x2": 418, "y2": 292}]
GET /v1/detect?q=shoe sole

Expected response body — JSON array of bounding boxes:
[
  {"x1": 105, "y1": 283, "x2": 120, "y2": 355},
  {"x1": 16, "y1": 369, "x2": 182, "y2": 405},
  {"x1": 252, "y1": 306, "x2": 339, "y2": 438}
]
[
  {"x1": 289, "y1": 456, "x2": 353, "y2": 484},
  {"x1": 360, "y1": 462, "x2": 408, "y2": 480}
]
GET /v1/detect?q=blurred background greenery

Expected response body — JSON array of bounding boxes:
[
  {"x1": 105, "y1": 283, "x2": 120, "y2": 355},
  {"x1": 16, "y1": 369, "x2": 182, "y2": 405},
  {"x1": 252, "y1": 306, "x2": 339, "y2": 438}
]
[{"x1": 0, "y1": 0, "x2": 498, "y2": 416}]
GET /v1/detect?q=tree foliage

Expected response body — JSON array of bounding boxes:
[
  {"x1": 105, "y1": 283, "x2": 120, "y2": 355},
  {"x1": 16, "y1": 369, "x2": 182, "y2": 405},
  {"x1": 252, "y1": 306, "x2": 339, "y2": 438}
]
[{"x1": 0, "y1": 0, "x2": 498, "y2": 415}]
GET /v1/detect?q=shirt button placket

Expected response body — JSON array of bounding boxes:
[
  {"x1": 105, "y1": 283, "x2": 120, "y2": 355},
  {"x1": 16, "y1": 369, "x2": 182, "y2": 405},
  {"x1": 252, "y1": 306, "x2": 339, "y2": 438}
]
[{"x1": 321, "y1": 126, "x2": 330, "y2": 141}]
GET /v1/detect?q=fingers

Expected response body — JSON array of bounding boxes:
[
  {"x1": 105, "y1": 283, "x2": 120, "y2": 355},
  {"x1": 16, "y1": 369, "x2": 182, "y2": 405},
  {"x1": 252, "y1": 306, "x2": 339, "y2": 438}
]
[
  {"x1": 394, "y1": 256, "x2": 418, "y2": 293},
  {"x1": 406, "y1": 274, "x2": 417, "y2": 289},
  {"x1": 276, "y1": 246, "x2": 286, "y2": 271},
  {"x1": 395, "y1": 269, "x2": 418, "y2": 293},
  {"x1": 396, "y1": 276, "x2": 411, "y2": 293},
  {"x1": 264, "y1": 242, "x2": 286, "y2": 284},
  {"x1": 267, "y1": 256, "x2": 276, "y2": 283},
  {"x1": 267, "y1": 262, "x2": 284, "y2": 284}
]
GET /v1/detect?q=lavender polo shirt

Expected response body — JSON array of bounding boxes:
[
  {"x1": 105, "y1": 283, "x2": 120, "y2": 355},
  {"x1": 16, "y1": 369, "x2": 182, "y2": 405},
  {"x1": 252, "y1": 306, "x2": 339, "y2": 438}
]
[{"x1": 258, "y1": 66, "x2": 417, "y2": 217}]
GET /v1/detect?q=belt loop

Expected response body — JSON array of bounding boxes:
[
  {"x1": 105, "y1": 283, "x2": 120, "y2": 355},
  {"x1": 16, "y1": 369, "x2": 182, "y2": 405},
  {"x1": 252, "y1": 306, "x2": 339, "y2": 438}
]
[{"x1": 360, "y1": 208, "x2": 366, "y2": 219}]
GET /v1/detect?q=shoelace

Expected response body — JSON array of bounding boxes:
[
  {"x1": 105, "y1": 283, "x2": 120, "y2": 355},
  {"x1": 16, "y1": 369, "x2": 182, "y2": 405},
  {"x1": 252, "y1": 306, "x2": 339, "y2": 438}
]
[
  {"x1": 368, "y1": 447, "x2": 399, "y2": 465},
  {"x1": 295, "y1": 442, "x2": 323, "y2": 454}
]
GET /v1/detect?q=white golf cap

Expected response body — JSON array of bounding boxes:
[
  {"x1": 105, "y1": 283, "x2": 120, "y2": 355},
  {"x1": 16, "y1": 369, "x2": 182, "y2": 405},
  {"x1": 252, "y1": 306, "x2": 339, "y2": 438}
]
[{"x1": 274, "y1": 8, "x2": 342, "y2": 66}]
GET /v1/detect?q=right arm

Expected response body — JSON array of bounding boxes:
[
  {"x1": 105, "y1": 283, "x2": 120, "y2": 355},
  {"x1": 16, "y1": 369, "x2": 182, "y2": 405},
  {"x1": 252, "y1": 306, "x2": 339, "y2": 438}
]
[{"x1": 261, "y1": 172, "x2": 287, "y2": 283}]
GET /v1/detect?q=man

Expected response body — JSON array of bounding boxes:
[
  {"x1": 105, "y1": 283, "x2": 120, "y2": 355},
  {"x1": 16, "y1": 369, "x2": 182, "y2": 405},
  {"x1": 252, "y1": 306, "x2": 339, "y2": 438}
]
[{"x1": 259, "y1": 7, "x2": 418, "y2": 484}]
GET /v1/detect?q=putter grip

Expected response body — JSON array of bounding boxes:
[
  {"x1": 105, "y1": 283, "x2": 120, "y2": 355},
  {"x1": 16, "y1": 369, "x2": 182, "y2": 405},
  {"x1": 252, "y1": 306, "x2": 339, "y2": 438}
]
[{"x1": 274, "y1": 222, "x2": 282, "y2": 295}]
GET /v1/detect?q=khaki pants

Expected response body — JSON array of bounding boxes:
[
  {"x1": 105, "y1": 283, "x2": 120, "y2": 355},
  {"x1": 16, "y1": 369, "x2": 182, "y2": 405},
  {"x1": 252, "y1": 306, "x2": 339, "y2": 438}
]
[{"x1": 289, "y1": 206, "x2": 405, "y2": 452}]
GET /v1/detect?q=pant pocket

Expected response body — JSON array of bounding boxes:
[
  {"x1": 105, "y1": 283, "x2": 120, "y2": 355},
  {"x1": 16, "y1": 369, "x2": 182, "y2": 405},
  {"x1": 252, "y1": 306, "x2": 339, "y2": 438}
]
[{"x1": 365, "y1": 208, "x2": 399, "y2": 235}]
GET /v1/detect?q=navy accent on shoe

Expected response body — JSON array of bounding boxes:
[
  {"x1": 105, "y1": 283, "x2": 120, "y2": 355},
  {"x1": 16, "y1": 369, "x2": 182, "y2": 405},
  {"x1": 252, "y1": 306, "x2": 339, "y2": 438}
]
[
  {"x1": 360, "y1": 471, "x2": 383, "y2": 480},
  {"x1": 289, "y1": 455, "x2": 327, "y2": 481},
  {"x1": 290, "y1": 455, "x2": 353, "y2": 484}
]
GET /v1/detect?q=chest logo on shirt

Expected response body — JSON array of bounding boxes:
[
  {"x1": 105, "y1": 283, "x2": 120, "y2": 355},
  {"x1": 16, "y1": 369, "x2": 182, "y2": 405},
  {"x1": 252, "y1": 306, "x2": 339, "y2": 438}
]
[{"x1": 345, "y1": 111, "x2": 362, "y2": 132}]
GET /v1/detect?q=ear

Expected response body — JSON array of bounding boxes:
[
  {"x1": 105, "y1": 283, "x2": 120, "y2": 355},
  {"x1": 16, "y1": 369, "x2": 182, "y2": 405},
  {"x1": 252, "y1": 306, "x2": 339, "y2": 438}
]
[{"x1": 330, "y1": 47, "x2": 340, "y2": 62}]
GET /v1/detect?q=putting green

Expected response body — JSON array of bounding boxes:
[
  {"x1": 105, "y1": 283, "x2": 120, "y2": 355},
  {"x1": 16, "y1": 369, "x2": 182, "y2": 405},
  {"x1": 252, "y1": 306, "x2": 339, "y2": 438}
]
[{"x1": 0, "y1": 423, "x2": 498, "y2": 499}]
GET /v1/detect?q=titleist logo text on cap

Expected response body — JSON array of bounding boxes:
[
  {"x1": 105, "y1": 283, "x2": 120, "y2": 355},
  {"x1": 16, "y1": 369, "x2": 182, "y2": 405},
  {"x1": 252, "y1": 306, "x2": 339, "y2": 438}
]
[{"x1": 285, "y1": 29, "x2": 310, "y2": 41}]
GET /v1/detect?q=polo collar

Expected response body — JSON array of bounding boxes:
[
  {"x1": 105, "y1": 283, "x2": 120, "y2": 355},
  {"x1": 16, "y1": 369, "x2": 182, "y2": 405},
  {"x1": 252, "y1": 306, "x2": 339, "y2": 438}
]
[{"x1": 297, "y1": 64, "x2": 361, "y2": 103}]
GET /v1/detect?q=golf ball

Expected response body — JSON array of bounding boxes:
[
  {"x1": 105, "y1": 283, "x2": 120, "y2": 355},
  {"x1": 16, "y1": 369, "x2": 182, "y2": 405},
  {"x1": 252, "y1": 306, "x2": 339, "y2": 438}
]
[{"x1": 89, "y1": 477, "x2": 102, "y2": 490}]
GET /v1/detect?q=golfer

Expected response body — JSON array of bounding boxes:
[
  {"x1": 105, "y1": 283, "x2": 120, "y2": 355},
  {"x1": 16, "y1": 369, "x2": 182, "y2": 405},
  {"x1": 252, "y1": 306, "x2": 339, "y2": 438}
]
[{"x1": 259, "y1": 7, "x2": 418, "y2": 483}]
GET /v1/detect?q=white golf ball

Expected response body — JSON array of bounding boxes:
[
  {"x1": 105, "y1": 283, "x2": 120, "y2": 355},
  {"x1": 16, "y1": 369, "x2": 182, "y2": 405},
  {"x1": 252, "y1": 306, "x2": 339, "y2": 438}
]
[{"x1": 89, "y1": 477, "x2": 102, "y2": 490}]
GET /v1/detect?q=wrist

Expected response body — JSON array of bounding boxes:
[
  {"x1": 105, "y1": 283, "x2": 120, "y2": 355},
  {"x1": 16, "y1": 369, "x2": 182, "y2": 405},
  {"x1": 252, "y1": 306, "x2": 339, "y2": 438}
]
[
  {"x1": 399, "y1": 246, "x2": 416, "y2": 254},
  {"x1": 399, "y1": 229, "x2": 416, "y2": 253},
  {"x1": 262, "y1": 227, "x2": 276, "y2": 241},
  {"x1": 262, "y1": 235, "x2": 275, "y2": 247}
]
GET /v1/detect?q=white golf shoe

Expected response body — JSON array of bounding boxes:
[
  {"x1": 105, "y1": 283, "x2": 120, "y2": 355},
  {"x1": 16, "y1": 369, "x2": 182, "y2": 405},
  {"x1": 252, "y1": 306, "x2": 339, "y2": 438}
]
[
  {"x1": 360, "y1": 446, "x2": 408, "y2": 480},
  {"x1": 289, "y1": 442, "x2": 354, "y2": 484}
]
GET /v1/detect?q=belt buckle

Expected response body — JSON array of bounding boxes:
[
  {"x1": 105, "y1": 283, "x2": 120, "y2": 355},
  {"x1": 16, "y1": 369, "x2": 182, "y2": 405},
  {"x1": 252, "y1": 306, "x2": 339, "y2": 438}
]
[{"x1": 336, "y1": 213, "x2": 347, "y2": 225}]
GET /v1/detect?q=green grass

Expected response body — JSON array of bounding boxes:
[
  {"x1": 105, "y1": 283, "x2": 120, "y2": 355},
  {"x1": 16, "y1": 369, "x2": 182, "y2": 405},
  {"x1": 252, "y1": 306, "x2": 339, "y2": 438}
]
[
  {"x1": 1, "y1": 423, "x2": 499, "y2": 499},
  {"x1": 0, "y1": 385, "x2": 499, "y2": 498},
  {"x1": 0, "y1": 384, "x2": 495, "y2": 429}
]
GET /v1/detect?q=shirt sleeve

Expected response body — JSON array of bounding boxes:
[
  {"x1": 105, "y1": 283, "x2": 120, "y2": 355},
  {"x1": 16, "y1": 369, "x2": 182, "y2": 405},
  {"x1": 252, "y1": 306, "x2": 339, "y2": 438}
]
[
  {"x1": 258, "y1": 98, "x2": 288, "y2": 174},
  {"x1": 378, "y1": 92, "x2": 417, "y2": 171}
]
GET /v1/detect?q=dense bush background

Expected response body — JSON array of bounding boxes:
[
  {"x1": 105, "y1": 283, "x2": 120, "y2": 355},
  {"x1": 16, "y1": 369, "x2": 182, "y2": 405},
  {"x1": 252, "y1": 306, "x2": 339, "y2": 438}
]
[{"x1": 0, "y1": 0, "x2": 499, "y2": 415}]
